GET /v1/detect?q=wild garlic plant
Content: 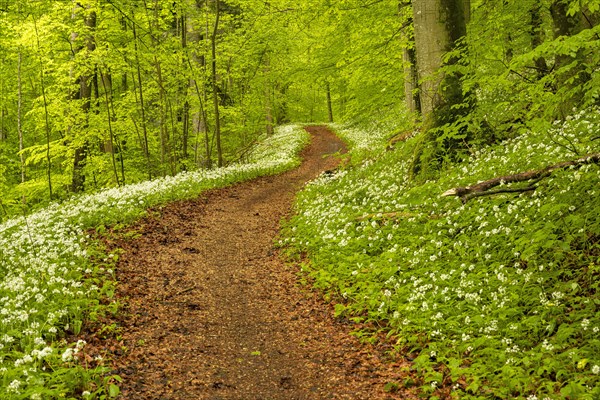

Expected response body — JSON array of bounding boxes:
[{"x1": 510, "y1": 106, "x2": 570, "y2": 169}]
[{"x1": 284, "y1": 110, "x2": 600, "y2": 399}]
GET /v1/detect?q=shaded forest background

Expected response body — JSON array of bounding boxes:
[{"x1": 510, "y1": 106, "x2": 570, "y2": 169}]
[{"x1": 0, "y1": 0, "x2": 598, "y2": 219}]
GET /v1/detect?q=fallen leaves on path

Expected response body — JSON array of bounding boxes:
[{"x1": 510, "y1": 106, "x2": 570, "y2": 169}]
[{"x1": 91, "y1": 126, "x2": 418, "y2": 399}]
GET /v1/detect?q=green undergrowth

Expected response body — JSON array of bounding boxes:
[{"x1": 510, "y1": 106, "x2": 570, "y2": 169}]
[
  {"x1": 281, "y1": 110, "x2": 600, "y2": 399},
  {"x1": 0, "y1": 125, "x2": 309, "y2": 399}
]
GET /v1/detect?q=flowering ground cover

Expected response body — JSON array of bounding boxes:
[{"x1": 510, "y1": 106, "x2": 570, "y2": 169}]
[
  {"x1": 0, "y1": 125, "x2": 309, "y2": 398},
  {"x1": 282, "y1": 110, "x2": 600, "y2": 399}
]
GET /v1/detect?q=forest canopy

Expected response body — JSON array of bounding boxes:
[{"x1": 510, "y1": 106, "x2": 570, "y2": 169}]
[{"x1": 0, "y1": 0, "x2": 598, "y2": 218}]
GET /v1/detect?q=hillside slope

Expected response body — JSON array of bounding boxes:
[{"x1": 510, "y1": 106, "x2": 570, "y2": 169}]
[{"x1": 283, "y1": 110, "x2": 600, "y2": 399}]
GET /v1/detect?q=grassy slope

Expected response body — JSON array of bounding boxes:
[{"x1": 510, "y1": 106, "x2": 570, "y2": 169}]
[{"x1": 282, "y1": 111, "x2": 600, "y2": 400}]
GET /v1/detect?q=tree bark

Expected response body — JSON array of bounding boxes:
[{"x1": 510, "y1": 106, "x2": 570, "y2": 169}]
[
  {"x1": 100, "y1": 70, "x2": 121, "y2": 186},
  {"x1": 132, "y1": 21, "x2": 152, "y2": 179},
  {"x1": 211, "y1": 0, "x2": 223, "y2": 167},
  {"x1": 264, "y1": 52, "x2": 274, "y2": 135},
  {"x1": 33, "y1": 19, "x2": 53, "y2": 200},
  {"x1": 550, "y1": 0, "x2": 588, "y2": 116},
  {"x1": 181, "y1": 14, "x2": 190, "y2": 161},
  {"x1": 402, "y1": 45, "x2": 419, "y2": 114},
  {"x1": 18, "y1": 51, "x2": 25, "y2": 184},
  {"x1": 326, "y1": 81, "x2": 334, "y2": 123},
  {"x1": 186, "y1": 5, "x2": 211, "y2": 168},
  {"x1": 412, "y1": 0, "x2": 469, "y2": 124},
  {"x1": 154, "y1": 56, "x2": 170, "y2": 175},
  {"x1": 71, "y1": 3, "x2": 96, "y2": 193}
]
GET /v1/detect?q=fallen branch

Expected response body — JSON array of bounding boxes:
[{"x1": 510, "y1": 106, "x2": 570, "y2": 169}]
[
  {"x1": 162, "y1": 284, "x2": 197, "y2": 301},
  {"x1": 357, "y1": 211, "x2": 416, "y2": 221},
  {"x1": 357, "y1": 211, "x2": 440, "y2": 221},
  {"x1": 442, "y1": 152, "x2": 600, "y2": 203},
  {"x1": 386, "y1": 129, "x2": 419, "y2": 150}
]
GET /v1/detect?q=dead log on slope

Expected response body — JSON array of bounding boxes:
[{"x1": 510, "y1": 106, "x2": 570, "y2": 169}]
[{"x1": 442, "y1": 152, "x2": 600, "y2": 203}]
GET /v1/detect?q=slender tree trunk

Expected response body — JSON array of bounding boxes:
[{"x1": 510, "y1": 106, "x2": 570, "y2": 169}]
[
  {"x1": 154, "y1": 57, "x2": 169, "y2": 175},
  {"x1": 181, "y1": 14, "x2": 190, "y2": 161},
  {"x1": 33, "y1": 20, "x2": 53, "y2": 200},
  {"x1": 204, "y1": 5, "x2": 212, "y2": 167},
  {"x1": 132, "y1": 22, "x2": 152, "y2": 179},
  {"x1": 101, "y1": 70, "x2": 120, "y2": 186},
  {"x1": 0, "y1": 75, "x2": 4, "y2": 141},
  {"x1": 531, "y1": 3, "x2": 548, "y2": 79},
  {"x1": 187, "y1": 7, "x2": 211, "y2": 168},
  {"x1": 211, "y1": 0, "x2": 223, "y2": 167},
  {"x1": 71, "y1": 4, "x2": 96, "y2": 193},
  {"x1": 326, "y1": 81, "x2": 334, "y2": 123},
  {"x1": 18, "y1": 52, "x2": 25, "y2": 184}
]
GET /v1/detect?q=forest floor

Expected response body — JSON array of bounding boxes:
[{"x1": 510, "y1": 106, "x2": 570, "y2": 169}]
[{"x1": 93, "y1": 126, "x2": 417, "y2": 400}]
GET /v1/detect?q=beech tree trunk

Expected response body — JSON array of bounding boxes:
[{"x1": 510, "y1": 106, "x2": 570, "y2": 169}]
[
  {"x1": 412, "y1": 0, "x2": 469, "y2": 125},
  {"x1": 18, "y1": 51, "x2": 25, "y2": 184},
  {"x1": 402, "y1": 45, "x2": 419, "y2": 115},
  {"x1": 211, "y1": 0, "x2": 223, "y2": 167},
  {"x1": 132, "y1": 21, "x2": 152, "y2": 179},
  {"x1": 264, "y1": 52, "x2": 274, "y2": 135},
  {"x1": 550, "y1": 0, "x2": 588, "y2": 116},
  {"x1": 326, "y1": 81, "x2": 334, "y2": 123},
  {"x1": 100, "y1": 70, "x2": 121, "y2": 186},
  {"x1": 71, "y1": 4, "x2": 96, "y2": 193},
  {"x1": 186, "y1": 6, "x2": 211, "y2": 168}
]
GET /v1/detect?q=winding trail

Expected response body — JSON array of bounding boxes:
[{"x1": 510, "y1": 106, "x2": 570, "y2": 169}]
[{"x1": 105, "y1": 126, "x2": 412, "y2": 399}]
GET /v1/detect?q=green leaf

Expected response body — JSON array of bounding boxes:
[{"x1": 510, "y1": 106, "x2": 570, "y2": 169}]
[
  {"x1": 108, "y1": 384, "x2": 120, "y2": 398},
  {"x1": 384, "y1": 381, "x2": 399, "y2": 393}
]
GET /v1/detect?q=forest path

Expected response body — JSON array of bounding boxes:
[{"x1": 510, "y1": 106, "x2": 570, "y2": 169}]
[{"x1": 104, "y1": 126, "x2": 412, "y2": 400}]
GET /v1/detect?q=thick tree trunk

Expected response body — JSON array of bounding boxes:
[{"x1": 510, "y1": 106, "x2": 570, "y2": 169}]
[{"x1": 412, "y1": 0, "x2": 469, "y2": 124}]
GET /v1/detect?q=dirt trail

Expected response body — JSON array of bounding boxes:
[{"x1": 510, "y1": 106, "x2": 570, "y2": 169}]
[{"x1": 105, "y1": 126, "x2": 413, "y2": 399}]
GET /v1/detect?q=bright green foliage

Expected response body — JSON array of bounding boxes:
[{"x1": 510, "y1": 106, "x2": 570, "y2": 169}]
[
  {"x1": 435, "y1": 0, "x2": 600, "y2": 151},
  {"x1": 282, "y1": 109, "x2": 600, "y2": 399},
  {"x1": 0, "y1": 0, "x2": 406, "y2": 219},
  {"x1": 301, "y1": 0, "x2": 408, "y2": 127}
]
